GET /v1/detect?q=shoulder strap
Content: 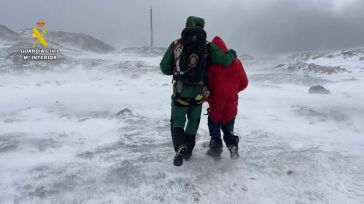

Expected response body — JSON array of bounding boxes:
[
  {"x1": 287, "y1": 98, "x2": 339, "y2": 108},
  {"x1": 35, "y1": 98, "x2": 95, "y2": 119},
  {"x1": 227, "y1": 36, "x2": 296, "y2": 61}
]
[
  {"x1": 173, "y1": 39, "x2": 183, "y2": 75},
  {"x1": 205, "y1": 41, "x2": 210, "y2": 60},
  {"x1": 203, "y1": 41, "x2": 211, "y2": 86},
  {"x1": 173, "y1": 39, "x2": 182, "y2": 50}
]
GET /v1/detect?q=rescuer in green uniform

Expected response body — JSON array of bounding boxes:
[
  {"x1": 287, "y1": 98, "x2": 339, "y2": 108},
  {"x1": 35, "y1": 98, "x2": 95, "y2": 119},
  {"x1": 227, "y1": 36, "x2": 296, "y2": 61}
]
[{"x1": 160, "y1": 16, "x2": 236, "y2": 166}]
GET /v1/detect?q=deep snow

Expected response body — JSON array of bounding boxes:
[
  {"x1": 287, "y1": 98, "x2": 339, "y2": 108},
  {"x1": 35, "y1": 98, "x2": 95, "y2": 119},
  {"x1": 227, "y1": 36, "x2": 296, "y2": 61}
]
[{"x1": 0, "y1": 48, "x2": 364, "y2": 204}]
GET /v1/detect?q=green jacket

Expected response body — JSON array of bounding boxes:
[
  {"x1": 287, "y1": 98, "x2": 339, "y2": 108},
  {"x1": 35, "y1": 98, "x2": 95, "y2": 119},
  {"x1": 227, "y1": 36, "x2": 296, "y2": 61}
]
[{"x1": 160, "y1": 42, "x2": 236, "y2": 98}]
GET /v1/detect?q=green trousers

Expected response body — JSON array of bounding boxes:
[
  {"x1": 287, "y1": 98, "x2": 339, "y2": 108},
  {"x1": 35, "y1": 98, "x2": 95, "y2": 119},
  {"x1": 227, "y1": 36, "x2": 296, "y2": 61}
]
[{"x1": 171, "y1": 102, "x2": 202, "y2": 135}]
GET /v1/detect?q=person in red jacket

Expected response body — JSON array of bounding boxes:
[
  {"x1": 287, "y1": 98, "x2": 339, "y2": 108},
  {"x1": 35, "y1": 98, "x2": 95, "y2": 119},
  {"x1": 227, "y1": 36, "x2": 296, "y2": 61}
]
[{"x1": 206, "y1": 36, "x2": 248, "y2": 159}]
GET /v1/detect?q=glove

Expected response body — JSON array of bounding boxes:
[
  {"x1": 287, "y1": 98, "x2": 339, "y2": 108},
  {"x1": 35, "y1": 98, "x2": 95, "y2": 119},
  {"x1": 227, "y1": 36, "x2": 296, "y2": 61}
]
[{"x1": 228, "y1": 49, "x2": 237, "y2": 59}]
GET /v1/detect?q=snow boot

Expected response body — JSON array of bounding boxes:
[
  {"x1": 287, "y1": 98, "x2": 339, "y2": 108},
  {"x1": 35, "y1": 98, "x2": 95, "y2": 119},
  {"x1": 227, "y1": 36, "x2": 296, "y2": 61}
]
[
  {"x1": 224, "y1": 134, "x2": 240, "y2": 159},
  {"x1": 228, "y1": 145, "x2": 239, "y2": 160},
  {"x1": 206, "y1": 138, "x2": 223, "y2": 159},
  {"x1": 173, "y1": 145, "x2": 187, "y2": 166}
]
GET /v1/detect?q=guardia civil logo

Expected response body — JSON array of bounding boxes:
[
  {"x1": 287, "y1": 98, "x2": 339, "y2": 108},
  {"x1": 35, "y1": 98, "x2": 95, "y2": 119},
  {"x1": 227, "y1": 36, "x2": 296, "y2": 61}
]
[
  {"x1": 32, "y1": 21, "x2": 48, "y2": 47},
  {"x1": 20, "y1": 21, "x2": 60, "y2": 61}
]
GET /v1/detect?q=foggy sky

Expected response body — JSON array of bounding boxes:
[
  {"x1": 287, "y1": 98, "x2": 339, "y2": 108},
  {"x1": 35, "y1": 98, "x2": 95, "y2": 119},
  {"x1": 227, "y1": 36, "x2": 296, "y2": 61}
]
[{"x1": 1, "y1": 0, "x2": 364, "y2": 54}]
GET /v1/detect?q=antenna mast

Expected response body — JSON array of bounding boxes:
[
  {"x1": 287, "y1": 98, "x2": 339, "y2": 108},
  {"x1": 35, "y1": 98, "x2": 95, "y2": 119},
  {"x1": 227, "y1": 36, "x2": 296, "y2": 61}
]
[{"x1": 150, "y1": 5, "x2": 154, "y2": 50}]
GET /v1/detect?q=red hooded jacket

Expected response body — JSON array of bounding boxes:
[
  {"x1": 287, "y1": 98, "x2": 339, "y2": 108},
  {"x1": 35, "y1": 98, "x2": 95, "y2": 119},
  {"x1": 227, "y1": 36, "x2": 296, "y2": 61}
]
[{"x1": 207, "y1": 36, "x2": 248, "y2": 124}]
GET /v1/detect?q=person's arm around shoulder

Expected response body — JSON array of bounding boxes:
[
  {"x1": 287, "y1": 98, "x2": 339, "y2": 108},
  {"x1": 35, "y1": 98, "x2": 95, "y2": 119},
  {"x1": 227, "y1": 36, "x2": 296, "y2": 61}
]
[
  {"x1": 209, "y1": 43, "x2": 236, "y2": 67},
  {"x1": 160, "y1": 43, "x2": 174, "y2": 75}
]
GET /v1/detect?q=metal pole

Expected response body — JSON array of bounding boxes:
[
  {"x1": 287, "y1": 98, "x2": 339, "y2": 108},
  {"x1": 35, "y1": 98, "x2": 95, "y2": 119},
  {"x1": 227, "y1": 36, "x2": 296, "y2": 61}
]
[{"x1": 150, "y1": 5, "x2": 153, "y2": 50}]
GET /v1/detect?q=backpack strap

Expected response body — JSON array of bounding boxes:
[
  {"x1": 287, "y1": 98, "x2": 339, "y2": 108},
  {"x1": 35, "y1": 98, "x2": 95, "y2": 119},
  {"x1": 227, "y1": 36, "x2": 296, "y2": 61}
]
[
  {"x1": 171, "y1": 39, "x2": 183, "y2": 99},
  {"x1": 205, "y1": 41, "x2": 210, "y2": 57},
  {"x1": 172, "y1": 39, "x2": 183, "y2": 76},
  {"x1": 203, "y1": 41, "x2": 211, "y2": 86}
]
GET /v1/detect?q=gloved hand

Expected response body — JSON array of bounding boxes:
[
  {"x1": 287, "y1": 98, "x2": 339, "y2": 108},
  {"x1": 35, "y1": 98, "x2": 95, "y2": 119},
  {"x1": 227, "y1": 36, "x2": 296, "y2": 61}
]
[{"x1": 228, "y1": 49, "x2": 237, "y2": 59}]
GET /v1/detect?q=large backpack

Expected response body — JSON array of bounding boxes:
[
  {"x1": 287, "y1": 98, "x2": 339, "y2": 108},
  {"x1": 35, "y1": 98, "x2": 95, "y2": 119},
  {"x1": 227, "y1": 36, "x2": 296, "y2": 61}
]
[{"x1": 173, "y1": 27, "x2": 209, "y2": 84}]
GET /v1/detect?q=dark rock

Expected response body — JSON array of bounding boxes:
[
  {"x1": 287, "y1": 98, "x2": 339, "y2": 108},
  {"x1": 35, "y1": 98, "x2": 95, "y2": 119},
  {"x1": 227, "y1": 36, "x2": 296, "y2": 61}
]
[
  {"x1": 114, "y1": 108, "x2": 136, "y2": 119},
  {"x1": 309, "y1": 85, "x2": 330, "y2": 94},
  {"x1": 312, "y1": 54, "x2": 325, "y2": 60}
]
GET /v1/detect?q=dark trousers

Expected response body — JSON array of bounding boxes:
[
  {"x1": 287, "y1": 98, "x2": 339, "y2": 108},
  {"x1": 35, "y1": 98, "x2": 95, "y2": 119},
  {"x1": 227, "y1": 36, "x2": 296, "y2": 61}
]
[
  {"x1": 169, "y1": 102, "x2": 201, "y2": 154},
  {"x1": 208, "y1": 117, "x2": 239, "y2": 147}
]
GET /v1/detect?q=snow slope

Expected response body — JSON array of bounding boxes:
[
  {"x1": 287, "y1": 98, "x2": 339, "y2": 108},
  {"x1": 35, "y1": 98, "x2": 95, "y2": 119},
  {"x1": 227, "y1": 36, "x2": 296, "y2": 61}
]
[{"x1": 0, "y1": 45, "x2": 364, "y2": 203}]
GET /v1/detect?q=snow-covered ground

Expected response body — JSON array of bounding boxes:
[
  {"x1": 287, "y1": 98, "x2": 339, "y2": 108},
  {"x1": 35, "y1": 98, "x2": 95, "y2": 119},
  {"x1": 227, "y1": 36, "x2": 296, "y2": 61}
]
[{"x1": 1, "y1": 48, "x2": 364, "y2": 203}]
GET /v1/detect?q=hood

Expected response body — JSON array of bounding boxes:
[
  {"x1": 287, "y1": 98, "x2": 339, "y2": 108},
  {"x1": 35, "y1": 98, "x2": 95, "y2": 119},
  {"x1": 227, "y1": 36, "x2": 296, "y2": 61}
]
[
  {"x1": 212, "y1": 36, "x2": 228, "y2": 52},
  {"x1": 185, "y1": 16, "x2": 205, "y2": 28}
]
